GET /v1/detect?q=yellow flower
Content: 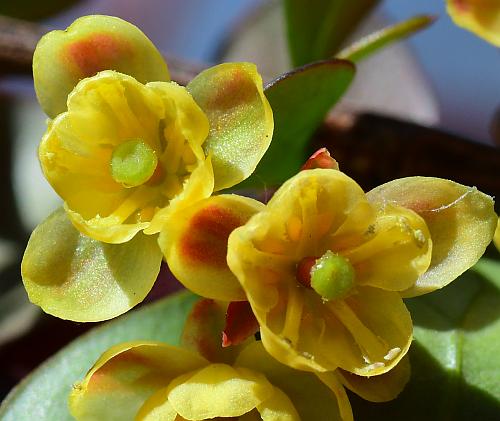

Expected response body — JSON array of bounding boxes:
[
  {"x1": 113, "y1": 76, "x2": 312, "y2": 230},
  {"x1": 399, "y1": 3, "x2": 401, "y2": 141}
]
[
  {"x1": 447, "y1": 0, "x2": 500, "y2": 46},
  {"x1": 40, "y1": 70, "x2": 213, "y2": 243},
  {"x1": 21, "y1": 15, "x2": 273, "y2": 321},
  {"x1": 69, "y1": 299, "x2": 411, "y2": 421},
  {"x1": 34, "y1": 15, "x2": 273, "y2": 244},
  {"x1": 227, "y1": 169, "x2": 497, "y2": 376}
]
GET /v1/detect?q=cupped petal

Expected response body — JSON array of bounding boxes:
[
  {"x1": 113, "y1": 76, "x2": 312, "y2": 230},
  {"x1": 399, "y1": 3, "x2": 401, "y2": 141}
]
[
  {"x1": 257, "y1": 387, "x2": 301, "y2": 421},
  {"x1": 136, "y1": 388, "x2": 177, "y2": 421},
  {"x1": 33, "y1": 15, "x2": 169, "y2": 118},
  {"x1": 447, "y1": 0, "x2": 500, "y2": 46},
  {"x1": 236, "y1": 341, "x2": 351, "y2": 421},
  {"x1": 336, "y1": 355, "x2": 410, "y2": 402},
  {"x1": 159, "y1": 194, "x2": 265, "y2": 301},
  {"x1": 69, "y1": 341, "x2": 207, "y2": 421},
  {"x1": 367, "y1": 177, "x2": 497, "y2": 297},
  {"x1": 166, "y1": 363, "x2": 274, "y2": 419},
  {"x1": 326, "y1": 287, "x2": 412, "y2": 376},
  {"x1": 341, "y1": 203, "x2": 432, "y2": 291},
  {"x1": 21, "y1": 208, "x2": 162, "y2": 322},
  {"x1": 187, "y1": 63, "x2": 274, "y2": 191}
]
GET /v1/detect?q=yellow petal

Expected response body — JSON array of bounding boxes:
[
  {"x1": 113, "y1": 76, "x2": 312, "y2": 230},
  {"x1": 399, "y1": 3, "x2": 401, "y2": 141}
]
[
  {"x1": 315, "y1": 372, "x2": 354, "y2": 421},
  {"x1": 166, "y1": 364, "x2": 274, "y2": 419},
  {"x1": 367, "y1": 177, "x2": 496, "y2": 297},
  {"x1": 337, "y1": 355, "x2": 410, "y2": 402},
  {"x1": 326, "y1": 287, "x2": 412, "y2": 376},
  {"x1": 33, "y1": 15, "x2": 169, "y2": 118},
  {"x1": 159, "y1": 194, "x2": 264, "y2": 301},
  {"x1": 187, "y1": 63, "x2": 274, "y2": 190},
  {"x1": 236, "y1": 341, "x2": 351, "y2": 421},
  {"x1": 447, "y1": 0, "x2": 500, "y2": 46},
  {"x1": 69, "y1": 341, "x2": 207, "y2": 421},
  {"x1": 341, "y1": 203, "x2": 432, "y2": 291},
  {"x1": 135, "y1": 388, "x2": 178, "y2": 421},
  {"x1": 21, "y1": 208, "x2": 162, "y2": 322},
  {"x1": 257, "y1": 387, "x2": 301, "y2": 421}
]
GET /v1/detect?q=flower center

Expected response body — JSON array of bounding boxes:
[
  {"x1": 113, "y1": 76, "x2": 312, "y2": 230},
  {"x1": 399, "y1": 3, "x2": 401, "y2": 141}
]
[
  {"x1": 296, "y1": 251, "x2": 355, "y2": 301},
  {"x1": 110, "y1": 139, "x2": 158, "y2": 187}
]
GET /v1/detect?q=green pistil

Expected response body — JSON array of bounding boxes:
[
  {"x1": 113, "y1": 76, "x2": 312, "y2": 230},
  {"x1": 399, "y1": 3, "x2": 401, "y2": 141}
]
[
  {"x1": 110, "y1": 139, "x2": 158, "y2": 188},
  {"x1": 310, "y1": 250, "x2": 355, "y2": 301}
]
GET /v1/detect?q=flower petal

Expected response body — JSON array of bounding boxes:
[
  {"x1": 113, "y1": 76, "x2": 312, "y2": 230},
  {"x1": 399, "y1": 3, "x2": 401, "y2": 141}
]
[
  {"x1": 159, "y1": 194, "x2": 265, "y2": 301},
  {"x1": 341, "y1": 203, "x2": 432, "y2": 291},
  {"x1": 367, "y1": 177, "x2": 497, "y2": 297},
  {"x1": 135, "y1": 388, "x2": 177, "y2": 421},
  {"x1": 187, "y1": 63, "x2": 273, "y2": 191},
  {"x1": 21, "y1": 208, "x2": 162, "y2": 322},
  {"x1": 447, "y1": 0, "x2": 500, "y2": 46},
  {"x1": 167, "y1": 364, "x2": 274, "y2": 419},
  {"x1": 69, "y1": 342, "x2": 207, "y2": 421},
  {"x1": 326, "y1": 287, "x2": 412, "y2": 376},
  {"x1": 257, "y1": 387, "x2": 301, "y2": 421},
  {"x1": 33, "y1": 15, "x2": 169, "y2": 118},
  {"x1": 236, "y1": 341, "x2": 352, "y2": 421},
  {"x1": 336, "y1": 355, "x2": 410, "y2": 402}
]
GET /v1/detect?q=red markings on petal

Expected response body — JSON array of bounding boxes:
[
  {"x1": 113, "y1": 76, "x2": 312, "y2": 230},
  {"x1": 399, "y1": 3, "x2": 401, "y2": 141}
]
[
  {"x1": 301, "y1": 148, "x2": 339, "y2": 171},
  {"x1": 222, "y1": 301, "x2": 259, "y2": 348},
  {"x1": 180, "y1": 205, "x2": 243, "y2": 267},
  {"x1": 209, "y1": 69, "x2": 256, "y2": 111},
  {"x1": 66, "y1": 33, "x2": 131, "y2": 78}
]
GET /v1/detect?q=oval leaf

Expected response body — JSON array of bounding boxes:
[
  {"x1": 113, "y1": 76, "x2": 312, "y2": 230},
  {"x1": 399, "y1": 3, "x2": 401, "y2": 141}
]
[
  {"x1": 367, "y1": 177, "x2": 497, "y2": 297},
  {"x1": 21, "y1": 208, "x2": 163, "y2": 322},
  {"x1": 285, "y1": 0, "x2": 379, "y2": 66},
  {"x1": 243, "y1": 59, "x2": 355, "y2": 187},
  {"x1": 33, "y1": 15, "x2": 169, "y2": 118},
  {"x1": 187, "y1": 63, "x2": 273, "y2": 191},
  {"x1": 0, "y1": 290, "x2": 198, "y2": 421}
]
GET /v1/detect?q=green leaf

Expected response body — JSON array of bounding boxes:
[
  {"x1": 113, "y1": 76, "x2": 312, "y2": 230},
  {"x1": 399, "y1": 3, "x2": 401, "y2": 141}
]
[
  {"x1": 337, "y1": 15, "x2": 435, "y2": 63},
  {"x1": 284, "y1": 0, "x2": 380, "y2": 66},
  {"x1": 241, "y1": 59, "x2": 354, "y2": 188},
  {"x1": 0, "y1": 290, "x2": 198, "y2": 421},
  {"x1": 21, "y1": 208, "x2": 163, "y2": 322},
  {"x1": 349, "y1": 259, "x2": 500, "y2": 420}
]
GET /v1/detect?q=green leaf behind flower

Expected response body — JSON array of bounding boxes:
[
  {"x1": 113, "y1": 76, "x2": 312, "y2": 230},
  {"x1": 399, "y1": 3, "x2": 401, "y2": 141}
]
[
  {"x1": 350, "y1": 258, "x2": 500, "y2": 420},
  {"x1": 284, "y1": 0, "x2": 380, "y2": 66},
  {"x1": 0, "y1": 290, "x2": 198, "y2": 421},
  {"x1": 242, "y1": 59, "x2": 354, "y2": 188}
]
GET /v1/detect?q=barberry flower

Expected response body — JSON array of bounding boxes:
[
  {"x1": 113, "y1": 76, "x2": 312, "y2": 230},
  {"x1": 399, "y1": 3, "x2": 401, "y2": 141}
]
[{"x1": 227, "y1": 168, "x2": 496, "y2": 376}]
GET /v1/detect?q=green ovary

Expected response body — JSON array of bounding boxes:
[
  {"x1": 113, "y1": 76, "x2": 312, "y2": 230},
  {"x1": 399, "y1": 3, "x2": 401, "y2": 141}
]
[
  {"x1": 110, "y1": 139, "x2": 158, "y2": 187},
  {"x1": 311, "y1": 250, "x2": 355, "y2": 301}
]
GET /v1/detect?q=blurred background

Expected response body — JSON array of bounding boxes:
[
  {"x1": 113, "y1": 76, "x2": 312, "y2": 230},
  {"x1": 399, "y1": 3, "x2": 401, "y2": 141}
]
[{"x1": 0, "y1": 0, "x2": 499, "y2": 400}]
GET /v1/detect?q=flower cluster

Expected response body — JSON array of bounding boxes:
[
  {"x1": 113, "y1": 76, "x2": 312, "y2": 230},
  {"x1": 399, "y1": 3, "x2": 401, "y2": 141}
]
[{"x1": 23, "y1": 14, "x2": 498, "y2": 421}]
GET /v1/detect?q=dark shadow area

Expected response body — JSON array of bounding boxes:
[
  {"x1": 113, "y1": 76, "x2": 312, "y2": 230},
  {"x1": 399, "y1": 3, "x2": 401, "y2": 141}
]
[
  {"x1": 405, "y1": 267, "x2": 500, "y2": 332},
  {"x1": 350, "y1": 341, "x2": 500, "y2": 421}
]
